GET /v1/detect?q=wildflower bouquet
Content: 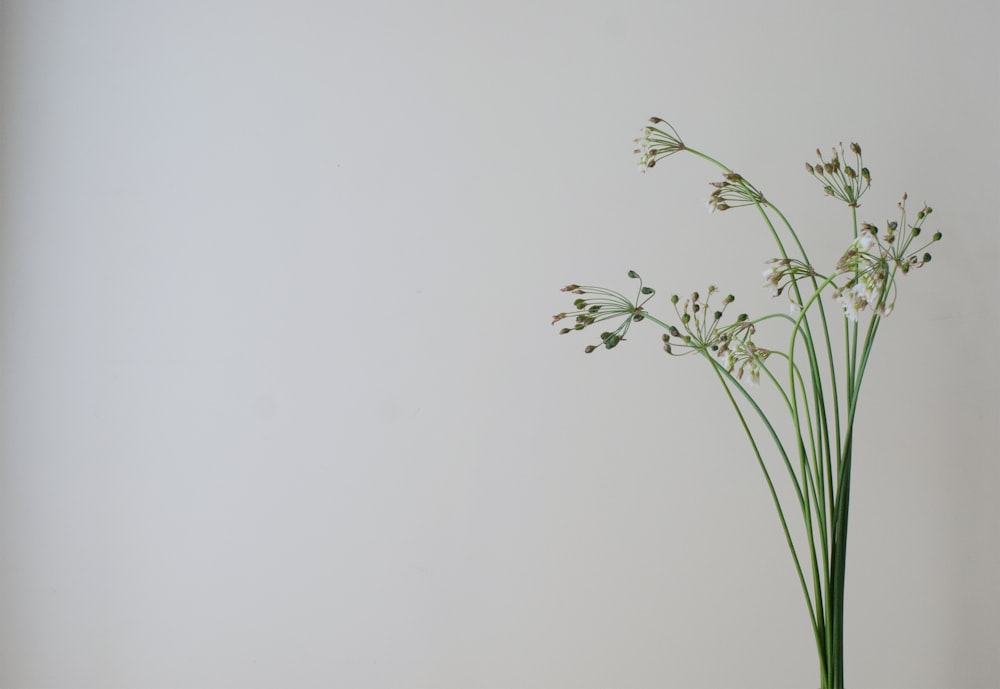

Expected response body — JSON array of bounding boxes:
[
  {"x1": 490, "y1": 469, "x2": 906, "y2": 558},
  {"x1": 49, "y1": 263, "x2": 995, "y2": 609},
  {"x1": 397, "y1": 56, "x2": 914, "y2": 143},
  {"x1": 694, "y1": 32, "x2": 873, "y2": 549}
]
[{"x1": 553, "y1": 118, "x2": 942, "y2": 689}]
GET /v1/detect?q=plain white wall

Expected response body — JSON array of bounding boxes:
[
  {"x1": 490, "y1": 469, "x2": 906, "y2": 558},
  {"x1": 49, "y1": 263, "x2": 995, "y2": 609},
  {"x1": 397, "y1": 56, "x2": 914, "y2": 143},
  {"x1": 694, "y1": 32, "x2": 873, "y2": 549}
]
[{"x1": 1, "y1": 1, "x2": 997, "y2": 687}]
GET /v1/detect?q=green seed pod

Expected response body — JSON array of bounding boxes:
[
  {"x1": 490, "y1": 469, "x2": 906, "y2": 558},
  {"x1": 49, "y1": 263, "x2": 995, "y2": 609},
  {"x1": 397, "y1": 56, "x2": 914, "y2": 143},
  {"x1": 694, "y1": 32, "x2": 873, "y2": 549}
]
[{"x1": 627, "y1": 270, "x2": 639, "y2": 279}]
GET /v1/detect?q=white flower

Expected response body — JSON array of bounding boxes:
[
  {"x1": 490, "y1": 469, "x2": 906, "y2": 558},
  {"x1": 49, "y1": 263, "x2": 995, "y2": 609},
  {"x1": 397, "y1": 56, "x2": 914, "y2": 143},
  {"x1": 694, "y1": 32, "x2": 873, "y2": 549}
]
[
  {"x1": 789, "y1": 299, "x2": 801, "y2": 316},
  {"x1": 856, "y1": 230, "x2": 877, "y2": 253},
  {"x1": 762, "y1": 266, "x2": 780, "y2": 296},
  {"x1": 841, "y1": 294, "x2": 861, "y2": 321}
]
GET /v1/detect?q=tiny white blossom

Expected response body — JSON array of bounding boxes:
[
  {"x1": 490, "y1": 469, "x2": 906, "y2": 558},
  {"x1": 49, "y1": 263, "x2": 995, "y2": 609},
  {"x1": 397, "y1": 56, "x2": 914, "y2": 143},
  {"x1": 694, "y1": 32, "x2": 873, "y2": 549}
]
[
  {"x1": 841, "y1": 295, "x2": 861, "y2": 321},
  {"x1": 856, "y1": 231, "x2": 877, "y2": 253}
]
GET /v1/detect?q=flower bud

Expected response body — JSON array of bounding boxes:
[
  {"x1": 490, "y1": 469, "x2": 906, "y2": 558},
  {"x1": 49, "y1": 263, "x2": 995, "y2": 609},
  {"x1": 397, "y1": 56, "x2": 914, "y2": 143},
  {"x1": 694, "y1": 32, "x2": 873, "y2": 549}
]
[
  {"x1": 561, "y1": 284, "x2": 580, "y2": 292},
  {"x1": 641, "y1": 286, "x2": 654, "y2": 295},
  {"x1": 933, "y1": 231, "x2": 942, "y2": 241},
  {"x1": 670, "y1": 294, "x2": 679, "y2": 304},
  {"x1": 627, "y1": 270, "x2": 639, "y2": 279},
  {"x1": 850, "y1": 142, "x2": 861, "y2": 155},
  {"x1": 584, "y1": 345, "x2": 597, "y2": 353},
  {"x1": 923, "y1": 253, "x2": 932, "y2": 263}
]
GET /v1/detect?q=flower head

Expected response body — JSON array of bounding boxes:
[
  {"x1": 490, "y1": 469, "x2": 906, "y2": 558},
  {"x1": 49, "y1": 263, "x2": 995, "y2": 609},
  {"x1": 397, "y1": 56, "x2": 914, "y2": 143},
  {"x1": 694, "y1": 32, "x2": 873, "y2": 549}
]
[
  {"x1": 634, "y1": 117, "x2": 685, "y2": 173},
  {"x1": 806, "y1": 142, "x2": 870, "y2": 206},
  {"x1": 553, "y1": 271, "x2": 657, "y2": 352},
  {"x1": 832, "y1": 196, "x2": 942, "y2": 320},
  {"x1": 708, "y1": 172, "x2": 766, "y2": 212}
]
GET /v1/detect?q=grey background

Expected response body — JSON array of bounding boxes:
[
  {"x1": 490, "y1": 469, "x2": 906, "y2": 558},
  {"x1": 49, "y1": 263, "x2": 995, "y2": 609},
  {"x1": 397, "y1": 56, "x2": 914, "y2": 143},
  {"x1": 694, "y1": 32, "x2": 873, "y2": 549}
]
[{"x1": 1, "y1": 1, "x2": 997, "y2": 687}]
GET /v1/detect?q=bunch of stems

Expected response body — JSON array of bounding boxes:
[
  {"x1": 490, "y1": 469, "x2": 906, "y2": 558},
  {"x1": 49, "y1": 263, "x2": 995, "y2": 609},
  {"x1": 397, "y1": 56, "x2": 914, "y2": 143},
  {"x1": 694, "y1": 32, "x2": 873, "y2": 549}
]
[{"x1": 561, "y1": 120, "x2": 940, "y2": 689}]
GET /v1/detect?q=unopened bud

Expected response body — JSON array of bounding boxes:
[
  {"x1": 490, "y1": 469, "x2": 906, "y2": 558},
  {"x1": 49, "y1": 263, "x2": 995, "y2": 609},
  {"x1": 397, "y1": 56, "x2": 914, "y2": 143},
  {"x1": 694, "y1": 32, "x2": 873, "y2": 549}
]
[
  {"x1": 627, "y1": 270, "x2": 639, "y2": 279},
  {"x1": 737, "y1": 313, "x2": 748, "y2": 322},
  {"x1": 559, "y1": 328, "x2": 571, "y2": 335},
  {"x1": 584, "y1": 345, "x2": 597, "y2": 353},
  {"x1": 850, "y1": 142, "x2": 861, "y2": 155},
  {"x1": 933, "y1": 231, "x2": 942, "y2": 241},
  {"x1": 604, "y1": 335, "x2": 621, "y2": 349},
  {"x1": 714, "y1": 311, "x2": 723, "y2": 320},
  {"x1": 670, "y1": 294, "x2": 679, "y2": 304},
  {"x1": 649, "y1": 116, "x2": 664, "y2": 124},
  {"x1": 911, "y1": 227, "x2": 921, "y2": 237},
  {"x1": 806, "y1": 163, "x2": 815, "y2": 174},
  {"x1": 641, "y1": 286, "x2": 654, "y2": 295},
  {"x1": 561, "y1": 284, "x2": 580, "y2": 292},
  {"x1": 923, "y1": 253, "x2": 932, "y2": 263}
]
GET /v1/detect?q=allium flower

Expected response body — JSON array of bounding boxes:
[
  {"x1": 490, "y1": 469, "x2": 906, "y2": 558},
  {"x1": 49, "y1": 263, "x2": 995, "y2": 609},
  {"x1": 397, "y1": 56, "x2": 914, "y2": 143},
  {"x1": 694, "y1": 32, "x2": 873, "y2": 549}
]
[
  {"x1": 760, "y1": 258, "x2": 815, "y2": 299},
  {"x1": 806, "y1": 142, "x2": 870, "y2": 206},
  {"x1": 708, "y1": 172, "x2": 766, "y2": 212},
  {"x1": 659, "y1": 288, "x2": 769, "y2": 386},
  {"x1": 553, "y1": 271, "x2": 657, "y2": 352},
  {"x1": 833, "y1": 197, "x2": 942, "y2": 320},
  {"x1": 634, "y1": 117, "x2": 685, "y2": 173}
]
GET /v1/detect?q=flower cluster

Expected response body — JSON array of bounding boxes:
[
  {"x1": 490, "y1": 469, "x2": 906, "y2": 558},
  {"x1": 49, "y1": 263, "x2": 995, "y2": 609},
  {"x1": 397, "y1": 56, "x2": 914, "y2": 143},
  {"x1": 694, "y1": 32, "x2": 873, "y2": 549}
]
[
  {"x1": 806, "y1": 142, "x2": 870, "y2": 206},
  {"x1": 708, "y1": 172, "x2": 766, "y2": 212},
  {"x1": 761, "y1": 258, "x2": 818, "y2": 314},
  {"x1": 661, "y1": 287, "x2": 769, "y2": 386},
  {"x1": 634, "y1": 117, "x2": 685, "y2": 173},
  {"x1": 833, "y1": 196, "x2": 941, "y2": 320},
  {"x1": 552, "y1": 271, "x2": 655, "y2": 352}
]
